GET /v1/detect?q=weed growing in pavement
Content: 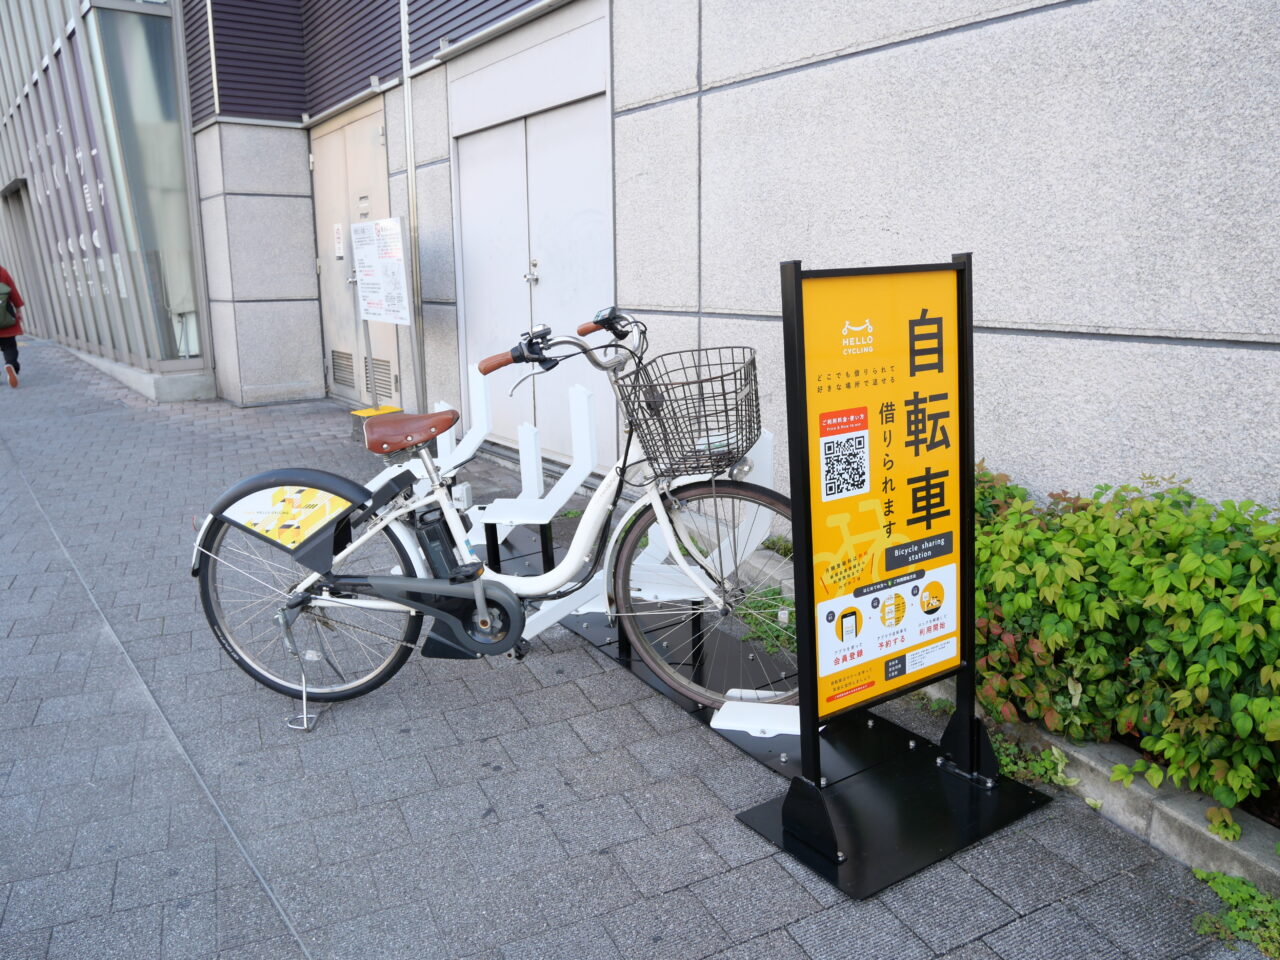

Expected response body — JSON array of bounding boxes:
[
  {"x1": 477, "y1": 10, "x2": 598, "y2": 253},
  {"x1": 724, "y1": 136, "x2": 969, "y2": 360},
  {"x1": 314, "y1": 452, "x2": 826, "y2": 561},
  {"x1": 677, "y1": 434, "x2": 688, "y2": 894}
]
[
  {"x1": 1194, "y1": 871, "x2": 1280, "y2": 957},
  {"x1": 989, "y1": 732, "x2": 1080, "y2": 787}
]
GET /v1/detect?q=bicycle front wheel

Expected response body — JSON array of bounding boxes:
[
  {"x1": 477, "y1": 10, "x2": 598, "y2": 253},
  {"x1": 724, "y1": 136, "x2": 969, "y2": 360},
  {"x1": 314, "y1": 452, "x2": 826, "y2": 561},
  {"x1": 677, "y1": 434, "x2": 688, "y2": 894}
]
[
  {"x1": 198, "y1": 511, "x2": 422, "y2": 702},
  {"x1": 612, "y1": 480, "x2": 798, "y2": 708}
]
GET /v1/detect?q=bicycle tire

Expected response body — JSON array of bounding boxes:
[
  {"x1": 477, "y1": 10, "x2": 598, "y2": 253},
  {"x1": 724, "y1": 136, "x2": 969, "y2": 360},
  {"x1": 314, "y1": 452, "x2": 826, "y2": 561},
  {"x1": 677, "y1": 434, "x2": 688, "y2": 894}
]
[
  {"x1": 612, "y1": 479, "x2": 799, "y2": 708},
  {"x1": 197, "y1": 504, "x2": 423, "y2": 702}
]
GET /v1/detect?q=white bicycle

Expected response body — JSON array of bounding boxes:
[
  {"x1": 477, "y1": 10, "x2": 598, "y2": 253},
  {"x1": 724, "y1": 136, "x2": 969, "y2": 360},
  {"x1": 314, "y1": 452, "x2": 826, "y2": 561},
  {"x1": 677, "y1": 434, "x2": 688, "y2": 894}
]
[{"x1": 192, "y1": 309, "x2": 798, "y2": 710}]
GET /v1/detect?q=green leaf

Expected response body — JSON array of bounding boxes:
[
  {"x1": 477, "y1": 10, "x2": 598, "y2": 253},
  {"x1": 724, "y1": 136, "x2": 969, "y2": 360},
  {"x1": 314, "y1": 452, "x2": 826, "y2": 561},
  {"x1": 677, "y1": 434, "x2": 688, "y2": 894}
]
[{"x1": 1145, "y1": 765, "x2": 1165, "y2": 789}]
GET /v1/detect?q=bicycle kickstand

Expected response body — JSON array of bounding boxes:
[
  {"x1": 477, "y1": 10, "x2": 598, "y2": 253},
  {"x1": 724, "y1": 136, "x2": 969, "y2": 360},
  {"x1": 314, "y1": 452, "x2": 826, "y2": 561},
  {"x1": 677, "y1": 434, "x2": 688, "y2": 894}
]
[{"x1": 276, "y1": 608, "x2": 319, "y2": 733}]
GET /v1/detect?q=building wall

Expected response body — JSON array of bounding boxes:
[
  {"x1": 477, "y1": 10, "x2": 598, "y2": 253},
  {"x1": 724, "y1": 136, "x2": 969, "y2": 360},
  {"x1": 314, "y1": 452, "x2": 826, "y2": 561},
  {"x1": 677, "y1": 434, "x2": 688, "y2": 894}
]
[
  {"x1": 195, "y1": 121, "x2": 323, "y2": 404},
  {"x1": 611, "y1": 0, "x2": 1280, "y2": 505}
]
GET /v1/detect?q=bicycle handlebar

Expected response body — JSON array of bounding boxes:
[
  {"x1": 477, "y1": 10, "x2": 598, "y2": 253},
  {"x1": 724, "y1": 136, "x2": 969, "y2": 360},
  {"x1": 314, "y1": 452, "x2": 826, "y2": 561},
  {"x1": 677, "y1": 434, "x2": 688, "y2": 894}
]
[
  {"x1": 577, "y1": 322, "x2": 605, "y2": 336},
  {"x1": 478, "y1": 350, "x2": 516, "y2": 375}
]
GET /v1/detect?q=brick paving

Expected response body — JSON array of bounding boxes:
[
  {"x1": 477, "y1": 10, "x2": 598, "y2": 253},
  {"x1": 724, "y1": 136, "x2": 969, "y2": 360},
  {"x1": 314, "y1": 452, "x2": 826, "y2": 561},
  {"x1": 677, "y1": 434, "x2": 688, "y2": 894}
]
[{"x1": 0, "y1": 340, "x2": 1260, "y2": 960}]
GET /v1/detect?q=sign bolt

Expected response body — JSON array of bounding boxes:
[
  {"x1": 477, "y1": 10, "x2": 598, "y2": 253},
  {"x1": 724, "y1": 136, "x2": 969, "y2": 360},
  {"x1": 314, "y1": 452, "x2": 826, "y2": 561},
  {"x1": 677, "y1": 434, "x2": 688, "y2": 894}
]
[
  {"x1": 935, "y1": 755, "x2": 945, "y2": 767},
  {"x1": 984, "y1": 777, "x2": 996, "y2": 788},
  {"x1": 819, "y1": 777, "x2": 828, "y2": 788},
  {"x1": 836, "y1": 851, "x2": 847, "y2": 863},
  {"x1": 866, "y1": 717, "x2": 875, "y2": 729},
  {"x1": 908, "y1": 739, "x2": 917, "y2": 749},
  {"x1": 779, "y1": 752, "x2": 788, "y2": 763}
]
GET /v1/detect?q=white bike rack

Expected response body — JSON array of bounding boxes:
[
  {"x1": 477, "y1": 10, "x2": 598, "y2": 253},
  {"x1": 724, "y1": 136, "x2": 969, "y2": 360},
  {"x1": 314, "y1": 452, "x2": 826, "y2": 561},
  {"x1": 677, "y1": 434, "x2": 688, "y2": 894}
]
[
  {"x1": 425, "y1": 364, "x2": 780, "y2": 644},
  {"x1": 465, "y1": 383, "x2": 597, "y2": 545}
]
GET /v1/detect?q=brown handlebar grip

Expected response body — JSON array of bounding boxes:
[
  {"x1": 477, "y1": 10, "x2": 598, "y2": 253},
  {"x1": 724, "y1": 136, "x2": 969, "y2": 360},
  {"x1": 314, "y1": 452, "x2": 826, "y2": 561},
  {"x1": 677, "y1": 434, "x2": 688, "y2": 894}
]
[
  {"x1": 478, "y1": 351, "x2": 516, "y2": 375},
  {"x1": 577, "y1": 321, "x2": 605, "y2": 336}
]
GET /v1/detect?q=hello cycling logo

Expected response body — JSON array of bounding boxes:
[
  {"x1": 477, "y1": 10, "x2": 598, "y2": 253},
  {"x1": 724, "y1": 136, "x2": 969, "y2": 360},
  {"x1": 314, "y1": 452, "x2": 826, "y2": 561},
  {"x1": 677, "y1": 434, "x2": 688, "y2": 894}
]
[{"x1": 840, "y1": 318, "x2": 874, "y2": 356}]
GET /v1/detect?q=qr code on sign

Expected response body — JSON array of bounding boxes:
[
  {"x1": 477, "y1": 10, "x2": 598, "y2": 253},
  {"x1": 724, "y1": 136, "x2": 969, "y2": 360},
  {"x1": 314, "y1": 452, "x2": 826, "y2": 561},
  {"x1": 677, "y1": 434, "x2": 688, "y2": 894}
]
[{"x1": 821, "y1": 432, "x2": 869, "y2": 501}]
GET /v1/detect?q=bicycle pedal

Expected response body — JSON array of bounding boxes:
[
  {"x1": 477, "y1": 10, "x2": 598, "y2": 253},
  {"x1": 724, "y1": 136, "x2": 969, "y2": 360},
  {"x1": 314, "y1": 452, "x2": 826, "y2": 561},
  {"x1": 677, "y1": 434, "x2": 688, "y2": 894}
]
[{"x1": 449, "y1": 562, "x2": 484, "y2": 583}]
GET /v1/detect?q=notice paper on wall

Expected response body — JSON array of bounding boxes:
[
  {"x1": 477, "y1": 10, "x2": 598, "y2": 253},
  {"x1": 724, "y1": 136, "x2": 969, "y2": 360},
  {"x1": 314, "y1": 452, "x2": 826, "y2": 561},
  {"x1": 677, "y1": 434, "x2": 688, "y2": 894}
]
[{"x1": 351, "y1": 218, "x2": 411, "y2": 326}]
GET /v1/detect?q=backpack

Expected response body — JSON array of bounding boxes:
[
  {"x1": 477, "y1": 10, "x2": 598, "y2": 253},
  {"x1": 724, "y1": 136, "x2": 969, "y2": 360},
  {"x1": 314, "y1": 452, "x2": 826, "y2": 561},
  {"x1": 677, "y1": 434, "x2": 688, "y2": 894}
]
[{"x1": 0, "y1": 283, "x2": 13, "y2": 330}]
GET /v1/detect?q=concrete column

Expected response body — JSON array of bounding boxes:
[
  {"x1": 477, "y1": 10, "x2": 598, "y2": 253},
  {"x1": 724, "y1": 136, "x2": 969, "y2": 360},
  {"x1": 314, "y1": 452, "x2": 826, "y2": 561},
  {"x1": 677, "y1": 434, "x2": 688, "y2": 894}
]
[{"x1": 195, "y1": 121, "x2": 324, "y2": 406}]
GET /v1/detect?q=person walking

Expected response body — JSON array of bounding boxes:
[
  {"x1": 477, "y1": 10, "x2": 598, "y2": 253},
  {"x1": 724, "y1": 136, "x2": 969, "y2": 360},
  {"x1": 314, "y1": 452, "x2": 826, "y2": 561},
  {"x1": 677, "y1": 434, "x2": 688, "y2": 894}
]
[{"x1": 0, "y1": 264, "x2": 24, "y2": 388}]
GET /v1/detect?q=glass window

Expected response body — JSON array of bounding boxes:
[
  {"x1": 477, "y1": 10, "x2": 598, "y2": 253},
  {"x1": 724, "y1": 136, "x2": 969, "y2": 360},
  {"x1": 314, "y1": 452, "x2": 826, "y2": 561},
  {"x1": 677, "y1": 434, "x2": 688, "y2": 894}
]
[{"x1": 92, "y1": 8, "x2": 200, "y2": 361}]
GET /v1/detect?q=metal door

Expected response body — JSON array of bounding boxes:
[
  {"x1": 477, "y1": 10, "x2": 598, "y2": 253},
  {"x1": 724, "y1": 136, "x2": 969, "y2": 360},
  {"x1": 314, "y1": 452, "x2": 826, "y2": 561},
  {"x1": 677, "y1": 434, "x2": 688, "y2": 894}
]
[
  {"x1": 525, "y1": 95, "x2": 615, "y2": 464},
  {"x1": 312, "y1": 105, "x2": 401, "y2": 407},
  {"x1": 458, "y1": 119, "x2": 532, "y2": 448},
  {"x1": 456, "y1": 94, "x2": 614, "y2": 466}
]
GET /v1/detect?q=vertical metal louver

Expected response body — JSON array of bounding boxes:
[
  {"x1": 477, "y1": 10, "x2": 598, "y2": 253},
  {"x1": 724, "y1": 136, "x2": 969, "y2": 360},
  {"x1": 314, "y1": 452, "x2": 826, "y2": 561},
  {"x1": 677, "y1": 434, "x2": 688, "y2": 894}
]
[
  {"x1": 366, "y1": 357, "x2": 394, "y2": 400},
  {"x1": 331, "y1": 350, "x2": 355, "y2": 388}
]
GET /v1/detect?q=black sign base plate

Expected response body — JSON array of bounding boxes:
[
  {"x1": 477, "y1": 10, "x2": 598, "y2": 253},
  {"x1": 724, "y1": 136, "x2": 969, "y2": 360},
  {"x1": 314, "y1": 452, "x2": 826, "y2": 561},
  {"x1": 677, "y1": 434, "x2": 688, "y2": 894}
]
[{"x1": 738, "y1": 716, "x2": 1049, "y2": 899}]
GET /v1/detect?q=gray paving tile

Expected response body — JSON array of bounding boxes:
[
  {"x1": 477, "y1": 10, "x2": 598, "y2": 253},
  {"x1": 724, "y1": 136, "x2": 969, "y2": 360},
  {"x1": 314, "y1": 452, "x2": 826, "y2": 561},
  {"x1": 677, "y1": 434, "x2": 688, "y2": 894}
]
[
  {"x1": 602, "y1": 888, "x2": 730, "y2": 960},
  {"x1": 373, "y1": 715, "x2": 459, "y2": 759},
  {"x1": 47, "y1": 904, "x2": 162, "y2": 960},
  {"x1": 0, "y1": 926, "x2": 50, "y2": 960},
  {"x1": 309, "y1": 801, "x2": 412, "y2": 864},
  {"x1": 983, "y1": 902, "x2": 1127, "y2": 960},
  {"x1": 531, "y1": 851, "x2": 641, "y2": 927},
  {"x1": 424, "y1": 737, "x2": 514, "y2": 788},
  {"x1": 465, "y1": 815, "x2": 567, "y2": 878},
  {"x1": 367, "y1": 836, "x2": 475, "y2": 908},
  {"x1": 501, "y1": 919, "x2": 621, "y2": 960},
  {"x1": 215, "y1": 934, "x2": 307, "y2": 960},
  {"x1": 627, "y1": 727, "x2": 727, "y2": 780},
  {"x1": 613, "y1": 825, "x2": 726, "y2": 895},
  {"x1": 575, "y1": 671, "x2": 655, "y2": 711},
  {"x1": 0, "y1": 827, "x2": 76, "y2": 884},
  {"x1": 461, "y1": 661, "x2": 543, "y2": 703},
  {"x1": 565, "y1": 749, "x2": 655, "y2": 801},
  {"x1": 626, "y1": 778, "x2": 729, "y2": 833},
  {"x1": 789, "y1": 898, "x2": 933, "y2": 960},
  {"x1": 706, "y1": 929, "x2": 810, "y2": 960},
  {"x1": 696, "y1": 754, "x2": 787, "y2": 810},
  {"x1": 527, "y1": 650, "x2": 605, "y2": 687},
  {"x1": 162, "y1": 892, "x2": 217, "y2": 959},
  {"x1": 545, "y1": 793, "x2": 650, "y2": 858},
  {"x1": 693, "y1": 856, "x2": 822, "y2": 942},
  {"x1": 345, "y1": 754, "x2": 438, "y2": 806},
  {"x1": 1025, "y1": 804, "x2": 1159, "y2": 881},
  {"x1": 113, "y1": 842, "x2": 218, "y2": 912},
  {"x1": 479, "y1": 765, "x2": 578, "y2": 820},
  {"x1": 771, "y1": 853, "x2": 847, "y2": 909},
  {"x1": 449, "y1": 698, "x2": 528, "y2": 742},
  {"x1": 1066, "y1": 858, "x2": 1217, "y2": 958},
  {"x1": 940, "y1": 943, "x2": 1003, "y2": 960},
  {"x1": 694, "y1": 817, "x2": 777, "y2": 869},
  {"x1": 880, "y1": 860, "x2": 1019, "y2": 954},
  {"x1": 953, "y1": 832, "x2": 1091, "y2": 916},
  {"x1": 498, "y1": 719, "x2": 590, "y2": 770},
  {"x1": 513, "y1": 683, "x2": 597, "y2": 726},
  {"x1": 568, "y1": 703, "x2": 658, "y2": 755},
  {"x1": 304, "y1": 900, "x2": 442, "y2": 960},
  {"x1": 400, "y1": 781, "x2": 499, "y2": 841},
  {"x1": 431, "y1": 872, "x2": 550, "y2": 956},
  {"x1": 1, "y1": 862, "x2": 114, "y2": 932},
  {"x1": 70, "y1": 806, "x2": 169, "y2": 867}
]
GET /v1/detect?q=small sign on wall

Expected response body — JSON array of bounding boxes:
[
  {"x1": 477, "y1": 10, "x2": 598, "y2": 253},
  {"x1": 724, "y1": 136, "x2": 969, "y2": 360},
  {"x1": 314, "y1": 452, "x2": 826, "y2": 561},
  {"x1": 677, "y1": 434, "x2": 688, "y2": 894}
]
[
  {"x1": 333, "y1": 223, "x2": 345, "y2": 260},
  {"x1": 350, "y1": 218, "x2": 411, "y2": 326}
]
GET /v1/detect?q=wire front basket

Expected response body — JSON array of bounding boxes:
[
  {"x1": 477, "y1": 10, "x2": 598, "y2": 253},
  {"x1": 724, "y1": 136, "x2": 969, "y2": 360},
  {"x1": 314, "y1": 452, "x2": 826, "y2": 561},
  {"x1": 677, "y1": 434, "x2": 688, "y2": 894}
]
[{"x1": 617, "y1": 347, "x2": 761, "y2": 478}]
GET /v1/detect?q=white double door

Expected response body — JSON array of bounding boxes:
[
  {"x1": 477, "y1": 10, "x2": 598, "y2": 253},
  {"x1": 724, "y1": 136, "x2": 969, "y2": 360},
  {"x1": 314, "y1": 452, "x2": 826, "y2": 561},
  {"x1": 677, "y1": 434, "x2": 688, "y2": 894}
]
[{"x1": 457, "y1": 95, "x2": 615, "y2": 469}]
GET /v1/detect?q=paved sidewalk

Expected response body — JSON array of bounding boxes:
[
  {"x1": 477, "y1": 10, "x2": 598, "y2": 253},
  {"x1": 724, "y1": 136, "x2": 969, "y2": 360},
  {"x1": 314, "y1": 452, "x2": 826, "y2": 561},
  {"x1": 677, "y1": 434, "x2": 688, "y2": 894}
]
[{"x1": 0, "y1": 341, "x2": 1259, "y2": 960}]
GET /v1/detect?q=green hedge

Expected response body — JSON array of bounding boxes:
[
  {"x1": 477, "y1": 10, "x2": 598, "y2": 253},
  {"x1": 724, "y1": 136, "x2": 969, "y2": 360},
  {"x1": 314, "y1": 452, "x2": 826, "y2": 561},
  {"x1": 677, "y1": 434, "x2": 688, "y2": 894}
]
[{"x1": 973, "y1": 463, "x2": 1280, "y2": 808}]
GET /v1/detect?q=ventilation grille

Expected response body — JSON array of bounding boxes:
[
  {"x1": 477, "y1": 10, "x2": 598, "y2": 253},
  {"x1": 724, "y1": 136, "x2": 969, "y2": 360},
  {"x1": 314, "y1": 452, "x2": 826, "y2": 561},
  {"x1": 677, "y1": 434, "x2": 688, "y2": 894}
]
[
  {"x1": 366, "y1": 357, "x2": 394, "y2": 400},
  {"x1": 331, "y1": 350, "x2": 355, "y2": 388}
]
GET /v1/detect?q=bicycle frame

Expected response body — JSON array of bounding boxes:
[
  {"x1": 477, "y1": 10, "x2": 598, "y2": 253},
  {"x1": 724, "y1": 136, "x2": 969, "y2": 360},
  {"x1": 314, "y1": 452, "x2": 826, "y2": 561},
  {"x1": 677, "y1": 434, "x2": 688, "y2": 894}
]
[{"x1": 295, "y1": 443, "x2": 726, "y2": 630}]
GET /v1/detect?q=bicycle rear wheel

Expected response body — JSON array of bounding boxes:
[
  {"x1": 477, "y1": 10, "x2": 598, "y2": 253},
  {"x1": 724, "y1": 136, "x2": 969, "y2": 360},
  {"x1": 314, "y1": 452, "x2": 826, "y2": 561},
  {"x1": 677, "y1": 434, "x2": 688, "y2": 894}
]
[
  {"x1": 197, "y1": 510, "x2": 422, "y2": 701},
  {"x1": 611, "y1": 480, "x2": 798, "y2": 708}
]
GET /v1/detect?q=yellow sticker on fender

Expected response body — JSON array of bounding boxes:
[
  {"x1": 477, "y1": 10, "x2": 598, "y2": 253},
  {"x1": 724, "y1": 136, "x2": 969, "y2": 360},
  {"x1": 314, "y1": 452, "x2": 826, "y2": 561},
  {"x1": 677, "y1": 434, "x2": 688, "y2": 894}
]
[{"x1": 222, "y1": 487, "x2": 351, "y2": 550}]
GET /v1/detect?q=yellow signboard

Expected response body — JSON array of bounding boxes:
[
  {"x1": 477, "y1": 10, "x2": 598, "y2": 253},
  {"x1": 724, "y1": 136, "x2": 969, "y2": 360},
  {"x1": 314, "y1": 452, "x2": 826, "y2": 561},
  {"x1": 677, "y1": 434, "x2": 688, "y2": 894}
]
[
  {"x1": 797, "y1": 267, "x2": 964, "y2": 717},
  {"x1": 222, "y1": 486, "x2": 352, "y2": 550}
]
